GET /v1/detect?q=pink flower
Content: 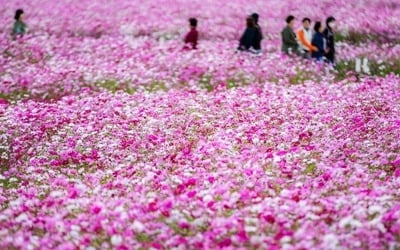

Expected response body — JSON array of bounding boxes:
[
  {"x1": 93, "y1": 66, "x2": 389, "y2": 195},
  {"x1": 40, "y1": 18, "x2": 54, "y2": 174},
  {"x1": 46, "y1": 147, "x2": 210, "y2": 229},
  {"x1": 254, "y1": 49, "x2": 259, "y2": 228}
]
[
  {"x1": 178, "y1": 221, "x2": 190, "y2": 229},
  {"x1": 237, "y1": 230, "x2": 249, "y2": 243},
  {"x1": 187, "y1": 190, "x2": 197, "y2": 198},
  {"x1": 0, "y1": 98, "x2": 9, "y2": 105},
  {"x1": 391, "y1": 158, "x2": 400, "y2": 168},
  {"x1": 67, "y1": 187, "x2": 79, "y2": 199},
  {"x1": 90, "y1": 203, "x2": 102, "y2": 214},
  {"x1": 394, "y1": 168, "x2": 400, "y2": 178},
  {"x1": 218, "y1": 238, "x2": 232, "y2": 247}
]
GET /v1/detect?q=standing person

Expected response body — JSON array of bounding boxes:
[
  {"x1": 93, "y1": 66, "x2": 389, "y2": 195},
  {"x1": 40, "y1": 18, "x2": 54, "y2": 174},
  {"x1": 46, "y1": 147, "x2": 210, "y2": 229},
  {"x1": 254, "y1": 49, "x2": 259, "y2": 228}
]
[
  {"x1": 12, "y1": 9, "x2": 28, "y2": 39},
  {"x1": 297, "y1": 18, "x2": 317, "y2": 59},
  {"x1": 251, "y1": 13, "x2": 263, "y2": 53},
  {"x1": 281, "y1": 15, "x2": 299, "y2": 55},
  {"x1": 311, "y1": 21, "x2": 329, "y2": 62},
  {"x1": 323, "y1": 16, "x2": 336, "y2": 64},
  {"x1": 184, "y1": 18, "x2": 199, "y2": 50},
  {"x1": 238, "y1": 16, "x2": 258, "y2": 52}
]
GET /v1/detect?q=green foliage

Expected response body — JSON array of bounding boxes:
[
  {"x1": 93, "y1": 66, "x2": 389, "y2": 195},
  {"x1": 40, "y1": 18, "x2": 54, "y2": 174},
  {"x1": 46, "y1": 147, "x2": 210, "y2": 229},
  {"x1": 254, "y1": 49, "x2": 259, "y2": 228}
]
[
  {"x1": 136, "y1": 232, "x2": 153, "y2": 243},
  {"x1": 335, "y1": 30, "x2": 394, "y2": 45},
  {"x1": 0, "y1": 176, "x2": 21, "y2": 190},
  {"x1": 0, "y1": 137, "x2": 10, "y2": 172},
  {"x1": 165, "y1": 221, "x2": 192, "y2": 236},
  {"x1": 145, "y1": 81, "x2": 167, "y2": 92},
  {"x1": 368, "y1": 59, "x2": 400, "y2": 77},
  {"x1": 304, "y1": 162, "x2": 317, "y2": 175},
  {"x1": 95, "y1": 79, "x2": 138, "y2": 94},
  {"x1": 226, "y1": 78, "x2": 239, "y2": 89},
  {"x1": 0, "y1": 89, "x2": 31, "y2": 101},
  {"x1": 223, "y1": 209, "x2": 234, "y2": 218},
  {"x1": 288, "y1": 68, "x2": 317, "y2": 84},
  {"x1": 334, "y1": 60, "x2": 356, "y2": 80},
  {"x1": 95, "y1": 79, "x2": 119, "y2": 92},
  {"x1": 199, "y1": 74, "x2": 214, "y2": 92},
  {"x1": 335, "y1": 58, "x2": 400, "y2": 81}
]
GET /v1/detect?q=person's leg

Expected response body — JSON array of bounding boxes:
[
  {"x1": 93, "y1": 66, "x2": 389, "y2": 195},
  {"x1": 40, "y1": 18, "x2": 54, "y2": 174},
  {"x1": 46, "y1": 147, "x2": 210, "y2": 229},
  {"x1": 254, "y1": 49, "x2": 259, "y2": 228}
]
[
  {"x1": 303, "y1": 50, "x2": 311, "y2": 59},
  {"x1": 327, "y1": 55, "x2": 335, "y2": 66},
  {"x1": 326, "y1": 52, "x2": 334, "y2": 64}
]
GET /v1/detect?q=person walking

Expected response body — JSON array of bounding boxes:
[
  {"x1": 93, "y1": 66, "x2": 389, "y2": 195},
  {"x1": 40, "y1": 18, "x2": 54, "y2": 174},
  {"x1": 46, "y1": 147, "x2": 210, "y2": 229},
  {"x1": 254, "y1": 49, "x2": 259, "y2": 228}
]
[
  {"x1": 238, "y1": 16, "x2": 258, "y2": 52},
  {"x1": 281, "y1": 15, "x2": 299, "y2": 55},
  {"x1": 251, "y1": 13, "x2": 263, "y2": 53},
  {"x1": 297, "y1": 18, "x2": 317, "y2": 59},
  {"x1": 184, "y1": 18, "x2": 199, "y2": 50},
  {"x1": 323, "y1": 16, "x2": 336, "y2": 64},
  {"x1": 312, "y1": 21, "x2": 329, "y2": 62},
  {"x1": 12, "y1": 9, "x2": 28, "y2": 39}
]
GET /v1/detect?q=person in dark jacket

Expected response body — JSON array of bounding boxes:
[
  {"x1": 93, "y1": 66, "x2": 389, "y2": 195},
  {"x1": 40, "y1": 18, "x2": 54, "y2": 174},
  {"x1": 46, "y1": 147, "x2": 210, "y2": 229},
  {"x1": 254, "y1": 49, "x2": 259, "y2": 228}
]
[
  {"x1": 184, "y1": 18, "x2": 199, "y2": 49},
  {"x1": 323, "y1": 16, "x2": 336, "y2": 64},
  {"x1": 281, "y1": 15, "x2": 299, "y2": 55},
  {"x1": 11, "y1": 9, "x2": 27, "y2": 39},
  {"x1": 312, "y1": 21, "x2": 329, "y2": 62},
  {"x1": 251, "y1": 13, "x2": 263, "y2": 53},
  {"x1": 238, "y1": 16, "x2": 258, "y2": 52}
]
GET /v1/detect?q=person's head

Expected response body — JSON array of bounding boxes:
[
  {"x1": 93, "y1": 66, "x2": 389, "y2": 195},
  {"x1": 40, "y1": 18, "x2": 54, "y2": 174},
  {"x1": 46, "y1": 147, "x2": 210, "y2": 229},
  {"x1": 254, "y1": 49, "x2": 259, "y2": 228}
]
[
  {"x1": 246, "y1": 16, "x2": 255, "y2": 28},
  {"x1": 326, "y1": 16, "x2": 336, "y2": 29},
  {"x1": 314, "y1": 21, "x2": 324, "y2": 33},
  {"x1": 286, "y1": 15, "x2": 295, "y2": 28},
  {"x1": 251, "y1": 13, "x2": 259, "y2": 24},
  {"x1": 15, "y1": 9, "x2": 24, "y2": 21},
  {"x1": 302, "y1": 17, "x2": 311, "y2": 29},
  {"x1": 189, "y1": 18, "x2": 197, "y2": 28}
]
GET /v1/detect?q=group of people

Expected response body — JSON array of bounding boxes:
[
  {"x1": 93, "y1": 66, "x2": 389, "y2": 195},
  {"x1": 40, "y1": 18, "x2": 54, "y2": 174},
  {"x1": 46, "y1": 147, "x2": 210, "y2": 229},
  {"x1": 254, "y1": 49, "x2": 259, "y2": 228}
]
[
  {"x1": 12, "y1": 9, "x2": 335, "y2": 64},
  {"x1": 184, "y1": 13, "x2": 264, "y2": 54},
  {"x1": 281, "y1": 15, "x2": 336, "y2": 64},
  {"x1": 183, "y1": 14, "x2": 336, "y2": 65}
]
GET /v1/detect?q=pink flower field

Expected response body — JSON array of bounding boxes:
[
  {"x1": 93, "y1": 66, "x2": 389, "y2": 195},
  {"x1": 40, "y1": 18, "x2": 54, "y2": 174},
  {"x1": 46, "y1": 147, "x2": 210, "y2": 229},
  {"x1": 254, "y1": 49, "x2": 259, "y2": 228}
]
[{"x1": 1, "y1": 0, "x2": 400, "y2": 249}]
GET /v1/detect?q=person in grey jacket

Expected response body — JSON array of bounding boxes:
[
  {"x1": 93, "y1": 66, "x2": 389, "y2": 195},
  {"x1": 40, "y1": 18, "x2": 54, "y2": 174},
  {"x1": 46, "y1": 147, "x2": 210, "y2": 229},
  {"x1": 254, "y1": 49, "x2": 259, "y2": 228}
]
[{"x1": 281, "y1": 15, "x2": 298, "y2": 55}]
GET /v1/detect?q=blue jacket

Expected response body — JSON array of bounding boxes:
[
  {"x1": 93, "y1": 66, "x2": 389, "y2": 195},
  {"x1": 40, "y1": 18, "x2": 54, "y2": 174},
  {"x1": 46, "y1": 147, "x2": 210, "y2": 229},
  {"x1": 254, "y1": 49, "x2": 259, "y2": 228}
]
[{"x1": 311, "y1": 32, "x2": 326, "y2": 59}]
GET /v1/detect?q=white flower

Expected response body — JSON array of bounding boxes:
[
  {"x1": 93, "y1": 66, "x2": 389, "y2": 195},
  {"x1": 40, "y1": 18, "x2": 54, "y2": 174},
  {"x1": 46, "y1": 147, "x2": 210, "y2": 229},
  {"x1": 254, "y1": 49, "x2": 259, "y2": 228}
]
[
  {"x1": 111, "y1": 235, "x2": 122, "y2": 246},
  {"x1": 322, "y1": 234, "x2": 339, "y2": 249},
  {"x1": 229, "y1": 192, "x2": 240, "y2": 204},
  {"x1": 339, "y1": 216, "x2": 362, "y2": 228},
  {"x1": 203, "y1": 194, "x2": 213, "y2": 203},
  {"x1": 50, "y1": 190, "x2": 64, "y2": 197},
  {"x1": 15, "y1": 213, "x2": 28, "y2": 223},
  {"x1": 245, "y1": 225, "x2": 258, "y2": 233},
  {"x1": 71, "y1": 225, "x2": 80, "y2": 232},
  {"x1": 280, "y1": 236, "x2": 292, "y2": 244},
  {"x1": 132, "y1": 220, "x2": 145, "y2": 232},
  {"x1": 368, "y1": 205, "x2": 382, "y2": 214},
  {"x1": 9, "y1": 177, "x2": 18, "y2": 183},
  {"x1": 70, "y1": 230, "x2": 80, "y2": 239}
]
